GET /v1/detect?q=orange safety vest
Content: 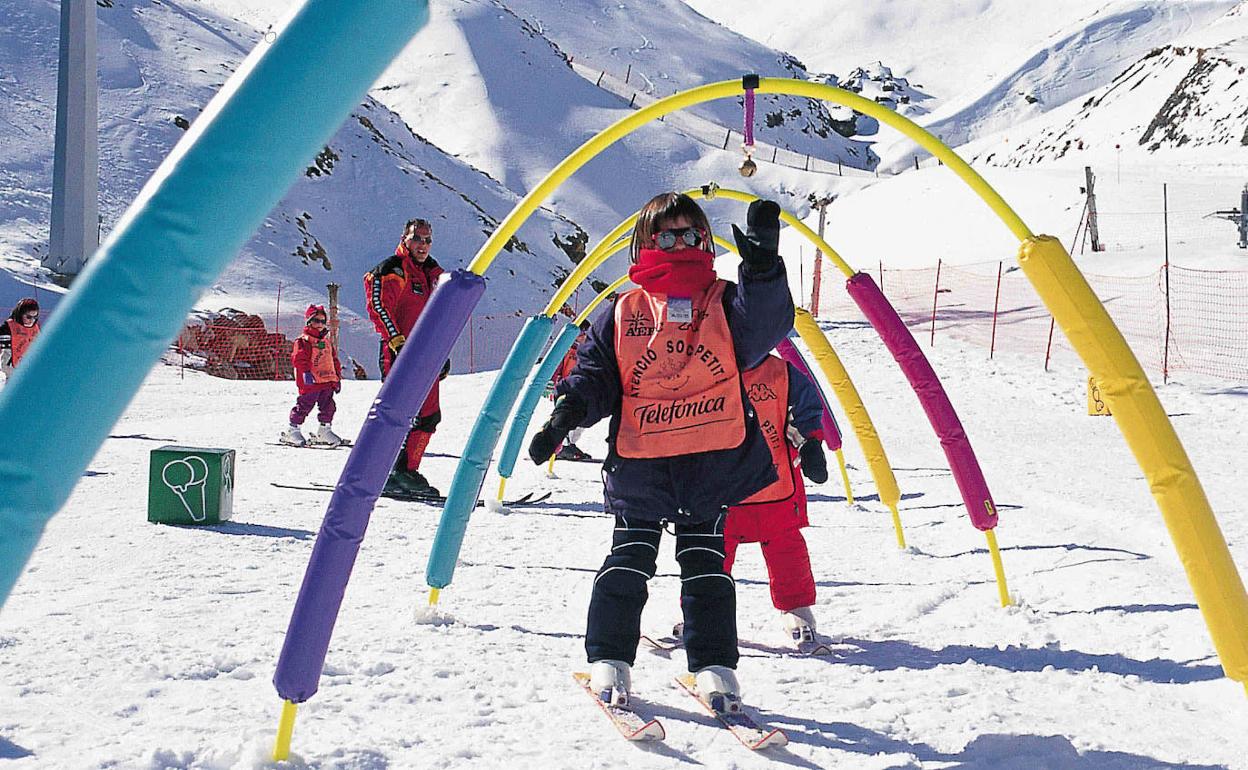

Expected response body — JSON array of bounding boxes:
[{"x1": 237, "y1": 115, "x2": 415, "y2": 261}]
[
  {"x1": 738, "y1": 355, "x2": 796, "y2": 504},
  {"x1": 7, "y1": 319, "x2": 39, "y2": 366},
  {"x1": 303, "y1": 333, "x2": 340, "y2": 383},
  {"x1": 613, "y1": 280, "x2": 745, "y2": 459}
]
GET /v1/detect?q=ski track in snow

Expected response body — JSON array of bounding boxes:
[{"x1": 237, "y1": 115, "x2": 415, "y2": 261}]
[{"x1": 1, "y1": 320, "x2": 1246, "y2": 769}]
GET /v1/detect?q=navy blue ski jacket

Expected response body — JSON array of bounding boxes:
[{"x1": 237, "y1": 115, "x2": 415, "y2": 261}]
[
  {"x1": 784, "y1": 360, "x2": 826, "y2": 439},
  {"x1": 556, "y1": 260, "x2": 795, "y2": 524}
]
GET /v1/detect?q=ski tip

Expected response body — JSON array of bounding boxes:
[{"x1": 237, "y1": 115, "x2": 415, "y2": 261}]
[
  {"x1": 751, "y1": 728, "x2": 789, "y2": 750},
  {"x1": 630, "y1": 720, "x2": 665, "y2": 741}
]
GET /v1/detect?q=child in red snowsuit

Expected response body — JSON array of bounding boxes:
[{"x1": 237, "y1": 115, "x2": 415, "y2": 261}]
[
  {"x1": 281, "y1": 304, "x2": 344, "y2": 447},
  {"x1": 725, "y1": 352, "x2": 828, "y2": 646}
]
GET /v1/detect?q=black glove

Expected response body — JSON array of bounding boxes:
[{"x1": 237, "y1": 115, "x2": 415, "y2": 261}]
[
  {"x1": 439, "y1": 359, "x2": 451, "y2": 380},
  {"x1": 731, "y1": 199, "x2": 781, "y2": 273},
  {"x1": 799, "y1": 437, "x2": 828, "y2": 484},
  {"x1": 528, "y1": 394, "x2": 588, "y2": 464}
]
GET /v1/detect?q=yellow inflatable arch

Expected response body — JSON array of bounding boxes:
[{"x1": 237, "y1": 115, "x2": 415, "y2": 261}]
[{"x1": 462, "y1": 77, "x2": 1248, "y2": 689}]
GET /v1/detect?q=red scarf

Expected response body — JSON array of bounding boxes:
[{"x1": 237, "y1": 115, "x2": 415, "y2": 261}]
[{"x1": 628, "y1": 248, "x2": 716, "y2": 296}]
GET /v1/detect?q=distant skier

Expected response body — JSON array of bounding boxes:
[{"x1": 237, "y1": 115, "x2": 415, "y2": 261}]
[
  {"x1": 281, "y1": 304, "x2": 344, "y2": 447},
  {"x1": 364, "y1": 218, "x2": 448, "y2": 497},
  {"x1": 724, "y1": 352, "x2": 829, "y2": 648},
  {"x1": 528, "y1": 192, "x2": 794, "y2": 713},
  {"x1": 0, "y1": 298, "x2": 41, "y2": 378},
  {"x1": 550, "y1": 321, "x2": 593, "y2": 462}
]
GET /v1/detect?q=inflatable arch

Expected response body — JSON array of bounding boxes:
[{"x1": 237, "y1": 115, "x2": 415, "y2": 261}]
[
  {"x1": 0, "y1": 3, "x2": 1237, "y2": 755},
  {"x1": 275, "y1": 73, "x2": 1248, "y2": 752}
]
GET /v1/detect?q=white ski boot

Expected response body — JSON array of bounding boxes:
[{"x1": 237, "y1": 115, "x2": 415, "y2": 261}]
[
  {"x1": 310, "y1": 423, "x2": 343, "y2": 447},
  {"x1": 279, "y1": 424, "x2": 307, "y2": 446},
  {"x1": 694, "y1": 665, "x2": 742, "y2": 714},
  {"x1": 589, "y1": 659, "x2": 631, "y2": 707},
  {"x1": 782, "y1": 606, "x2": 817, "y2": 647}
]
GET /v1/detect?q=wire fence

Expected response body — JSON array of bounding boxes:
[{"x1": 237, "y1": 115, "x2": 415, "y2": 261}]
[
  {"x1": 813, "y1": 259, "x2": 1248, "y2": 382},
  {"x1": 567, "y1": 57, "x2": 898, "y2": 178}
]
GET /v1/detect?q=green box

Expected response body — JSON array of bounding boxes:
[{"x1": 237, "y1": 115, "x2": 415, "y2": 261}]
[{"x1": 148, "y1": 446, "x2": 235, "y2": 525}]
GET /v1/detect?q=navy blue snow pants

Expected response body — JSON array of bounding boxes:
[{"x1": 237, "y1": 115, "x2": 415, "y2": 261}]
[{"x1": 585, "y1": 513, "x2": 739, "y2": 672}]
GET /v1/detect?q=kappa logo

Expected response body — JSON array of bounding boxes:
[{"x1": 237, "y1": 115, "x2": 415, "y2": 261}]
[
  {"x1": 747, "y1": 382, "x2": 779, "y2": 403},
  {"x1": 623, "y1": 311, "x2": 655, "y2": 337}
]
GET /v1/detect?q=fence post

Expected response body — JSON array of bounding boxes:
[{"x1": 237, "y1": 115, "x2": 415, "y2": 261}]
[
  {"x1": 771, "y1": 146, "x2": 777, "y2": 163},
  {"x1": 625, "y1": 64, "x2": 630, "y2": 84},
  {"x1": 595, "y1": 71, "x2": 604, "y2": 87},
  {"x1": 804, "y1": 154, "x2": 810, "y2": 171},
  {"x1": 913, "y1": 155, "x2": 919, "y2": 171},
  {"x1": 1044, "y1": 317, "x2": 1055, "y2": 371},
  {"x1": 628, "y1": 93, "x2": 636, "y2": 108},
  {"x1": 837, "y1": 161, "x2": 842, "y2": 176},
  {"x1": 1163, "y1": 183, "x2": 1171, "y2": 384},
  {"x1": 809, "y1": 199, "x2": 828, "y2": 316},
  {"x1": 989, "y1": 261, "x2": 1003, "y2": 359},
  {"x1": 929, "y1": 259, "x2": 942, "y2": 346},
  {"x1": 722, "y1": 129, "x2": 732, "y2": 150},
  {"x1": 274, "y1": 280, "x2": 283, "y2": 381},
  {"x1": 1084, "y1": 166, "x2": 1103, "y2": 252}
]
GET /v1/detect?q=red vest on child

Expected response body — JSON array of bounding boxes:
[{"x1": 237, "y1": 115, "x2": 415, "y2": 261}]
[
  {"x1": 6, "y1": 319, "x2": 39, "y2": 366},
  {"x1": 613, "y1": 280, "x2": 745, "y2": 459},
  {"x1": 302, "y1": 332, "x2": 340, "y2": 384},
  {"x1": 738, "y1": 355, "x2": 796, "y2": 504}
]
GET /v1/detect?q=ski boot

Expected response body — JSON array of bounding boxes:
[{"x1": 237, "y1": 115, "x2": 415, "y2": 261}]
[
  {"x1": 589, "y1": 659, "x2": 631, "y2": 707},
  {"x1": 309, "y1": 423, "x2": 343, "y2": 447},
  {"x1": 694, "y1": 665, "x2": 742, "y2": 714},
  {"x1": 781, "y1": 606, "x2": 817, "y2": 647},
  {"x1": 385, "y1": 468, "x2": 440, "y2": 498},
  {"x1": 279, "y1": 424, "x2": 307, "y2": 446}
]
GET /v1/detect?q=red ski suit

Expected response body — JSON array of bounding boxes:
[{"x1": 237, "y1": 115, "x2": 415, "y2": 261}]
[
  {"x1": 724, "y1": 355, "x2": 822, "y2": 612},
  {"x1": 364, "y1": 246, "x2": 444, "y2": 470}
]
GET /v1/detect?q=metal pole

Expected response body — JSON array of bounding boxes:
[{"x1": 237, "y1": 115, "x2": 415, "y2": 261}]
[
  {"x1": 1044, "y1": 317, "x2": 1055, "y2": 371},
  {"x1": 624, "y1": 64, "x2": 630, "y2": 84},
  {"x1": 929, "y1": 259, "x2": 942, "y2": 346},
  {"x1": 1085, "y1": 166, "x2": 1103, "y2": 252},
  {"x1": 1163, "y1": 183, "x2": 1171, "y2": 384},
  {"x1": 1240, "y1": 185, "x2": 1247, "y2": 249},
  {"x1": 809, "y1": 201, "x2": 827, "y2": 316},
  {"x1": 990, "y1": 261, "x2": 1002, "y2": 359},
  {"x1": 47, "y1": 0, "x2": 99, "y2": 279},
  {"x1": 274, "y1": 281, "x2": 283, "y2": 381},
  {"x1": 326, "y1": 282, "x2": 340, "y2": 351}
]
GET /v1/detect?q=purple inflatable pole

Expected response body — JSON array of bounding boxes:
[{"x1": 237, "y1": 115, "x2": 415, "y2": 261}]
[
  {"x1": 777, "y1": 337, "x2": 842, "y2": 451},
  {"x1": 846, "y1": 273, "x2": 998, "y2": 531},
  {"x1": 274, "y1": 271, "x2": 485, "y2": 703}
]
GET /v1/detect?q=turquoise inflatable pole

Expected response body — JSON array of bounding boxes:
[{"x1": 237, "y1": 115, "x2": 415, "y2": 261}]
[
  {"x1": 495, "y1": 321, "x2": 581, "y2": 482},
  {"x1": 426, "y1": 315, "x2": 555, "y2": 590},
  {"x1": 0, "y1": 0, "x2": 431, "y2": 607}
]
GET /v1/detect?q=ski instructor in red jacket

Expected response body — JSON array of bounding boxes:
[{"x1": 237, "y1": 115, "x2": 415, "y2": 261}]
[{"x1": 365, "y1": 218, "x2": 449, "y2": 498}]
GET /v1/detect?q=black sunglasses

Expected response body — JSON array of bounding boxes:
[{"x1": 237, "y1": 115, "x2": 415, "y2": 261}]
[
  {"x1": 652, "y1": 226, "x2": 706, "y2": 250},
  {"x1": 408, "y1": 235, "x2": 432, "y2": 245},
  {"x1": 21, "y1": 313, "x2": 38, "y2": 322}
]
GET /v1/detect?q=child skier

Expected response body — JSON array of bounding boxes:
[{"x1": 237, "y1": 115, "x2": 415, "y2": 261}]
[
  {"x1": 281, "y1": 304, "x2": 344, "y2": 447},
  {"x1": 528, "y1": 192, "x2": 794, "y2": 712},
  {"x1": 725, "y1": 352, "x2": 829, "y2": 647},
  {"x1": 550, "y1": 321, "x2": 593, "y2": 462},
  {"x1": 0, "y1": 297, "x2": 41, "y2": 377}
]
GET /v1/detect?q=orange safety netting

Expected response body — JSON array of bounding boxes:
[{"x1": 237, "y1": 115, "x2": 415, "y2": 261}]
[{"x1": 816, "y1": 261, "x2": 1248, "y2": 382}]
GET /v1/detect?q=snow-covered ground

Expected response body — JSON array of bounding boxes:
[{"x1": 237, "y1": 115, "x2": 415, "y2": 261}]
[{"x1": 2, "y1": 316, "x2": 1246, "y2": 768}]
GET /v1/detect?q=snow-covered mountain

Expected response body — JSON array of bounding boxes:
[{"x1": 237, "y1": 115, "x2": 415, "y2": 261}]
[
  {"x1": 684, "y1": 0, "x2": 1245, "y2": 169},
  {"x1": 0, "y1": 0, "x2": 605, "y2": 375}
]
